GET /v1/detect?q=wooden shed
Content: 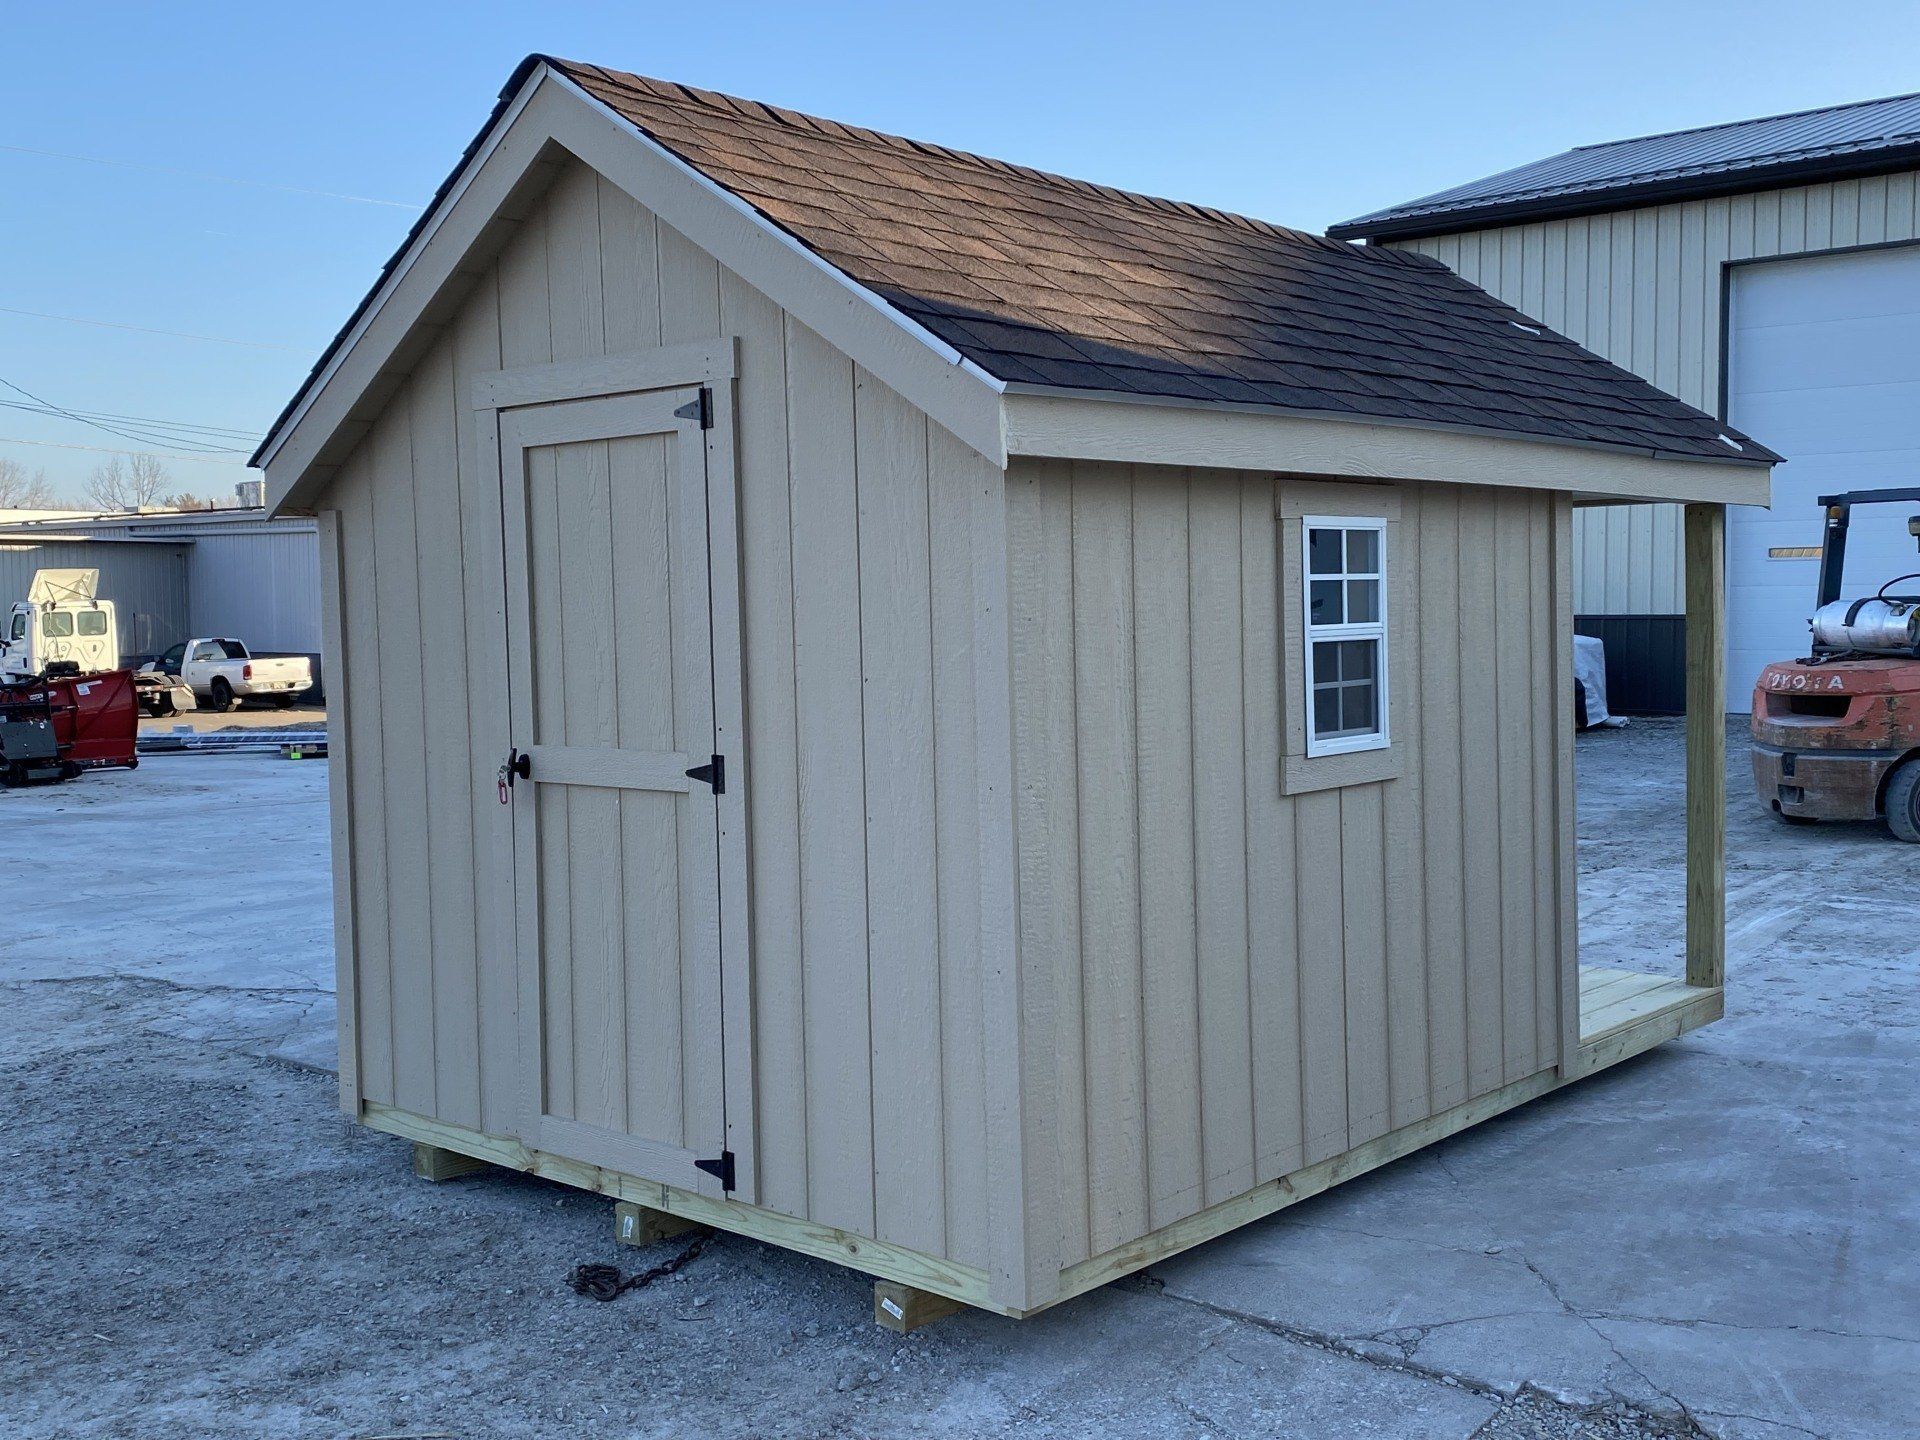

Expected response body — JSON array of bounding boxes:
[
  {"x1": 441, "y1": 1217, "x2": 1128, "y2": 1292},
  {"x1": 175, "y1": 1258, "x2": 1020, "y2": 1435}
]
[{"x1": 255, "y1": 57, "x2": 1774, "y2": 1324}]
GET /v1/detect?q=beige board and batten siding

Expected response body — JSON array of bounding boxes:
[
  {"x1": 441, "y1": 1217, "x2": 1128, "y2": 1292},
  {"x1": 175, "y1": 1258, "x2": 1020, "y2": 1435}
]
[
  {"x1": 1389, "y1": 169, "x2": 1920, "y2": 613},
  {"x1": 319, "y1": 157, "x2": 1001, "y2": 1271},
  {"x1": 1005, "y1": 458, "x2": 1575, "y2": 1271}
]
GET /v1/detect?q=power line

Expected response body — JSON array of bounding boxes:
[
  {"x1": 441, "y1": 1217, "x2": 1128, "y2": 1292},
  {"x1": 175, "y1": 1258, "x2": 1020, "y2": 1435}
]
[
  {"x1": 0, "y1": 399, "x2": 259, "y2": 443},
  {"x1": 0, "y1": 304, "x2": 307, "y2": 352},
  {"x1": 0, "y1": 435, "x2": 251, "y2": 466},
  {"x1": 0, "y1": 375, "x2": 245, "y2": 454},
  {"x1": 0, "y1": 398, "x2": 258, "y2": 438},
  {"x1": 0, "y1": 141, "x2": 423, "y2": 210}
]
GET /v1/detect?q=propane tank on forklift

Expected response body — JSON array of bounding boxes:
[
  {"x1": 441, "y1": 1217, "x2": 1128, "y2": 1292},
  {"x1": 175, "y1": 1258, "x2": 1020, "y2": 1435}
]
[{"x1": 1750, "y1": 494, "x2": 1920, "y2": 841}]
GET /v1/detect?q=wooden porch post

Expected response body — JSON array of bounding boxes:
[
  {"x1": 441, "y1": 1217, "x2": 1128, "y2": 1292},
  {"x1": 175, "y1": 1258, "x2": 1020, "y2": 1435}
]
[{"x1": 1684, "y1": 503, "x2": 1726, "y2": 990}]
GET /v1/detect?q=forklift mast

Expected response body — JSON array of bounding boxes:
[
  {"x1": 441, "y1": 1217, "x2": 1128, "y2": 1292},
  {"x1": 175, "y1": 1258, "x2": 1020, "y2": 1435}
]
[{"x1": 1815, "y1": 486, "x2": 1920, "y2": 609}]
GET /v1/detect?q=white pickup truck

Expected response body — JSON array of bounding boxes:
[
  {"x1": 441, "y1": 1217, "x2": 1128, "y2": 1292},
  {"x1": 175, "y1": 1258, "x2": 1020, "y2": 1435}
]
[{"x1": 153, "y1": 638, "x2": 313, "y2": 712}]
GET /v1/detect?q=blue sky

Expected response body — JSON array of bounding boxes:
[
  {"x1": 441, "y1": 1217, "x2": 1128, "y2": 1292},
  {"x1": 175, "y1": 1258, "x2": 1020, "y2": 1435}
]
[{"x1": 4, "y1": 0, "x2": 1918, "y2": 503}]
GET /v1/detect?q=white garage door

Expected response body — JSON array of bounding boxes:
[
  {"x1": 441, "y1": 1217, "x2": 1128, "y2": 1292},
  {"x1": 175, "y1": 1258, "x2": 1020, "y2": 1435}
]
[{"x1": 1726, "y1": 244, "x2": 1920, "y2": 708}]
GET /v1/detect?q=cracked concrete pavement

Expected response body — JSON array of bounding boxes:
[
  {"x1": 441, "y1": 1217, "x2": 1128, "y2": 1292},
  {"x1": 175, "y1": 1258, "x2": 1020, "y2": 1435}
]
[
  {"x1": 2, "y1": 720, "x2": 1914, "y2": 1437},
  {"x1": 1152, "y1": 719, "x2": 1920, "y2": 1438}
]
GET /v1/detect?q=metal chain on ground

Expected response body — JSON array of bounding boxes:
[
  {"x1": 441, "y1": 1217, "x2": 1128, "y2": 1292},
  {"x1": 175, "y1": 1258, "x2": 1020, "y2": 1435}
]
[{"x1": 566, "y1": 1232, "x2": 714, "y2": 1302}]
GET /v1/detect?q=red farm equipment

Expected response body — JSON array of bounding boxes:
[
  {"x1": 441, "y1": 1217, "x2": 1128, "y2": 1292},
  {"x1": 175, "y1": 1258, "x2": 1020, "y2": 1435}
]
[{"x1": 0, "y1": 662, "x2": 140, "y2": 786}]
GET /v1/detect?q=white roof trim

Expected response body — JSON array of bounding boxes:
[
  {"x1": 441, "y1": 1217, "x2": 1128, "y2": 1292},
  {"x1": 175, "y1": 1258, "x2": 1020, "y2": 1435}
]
[
  {"x1": 1003, "y1": 390, "x2": 1772, "y2": 507},
  {"x1": 254, "y1": 69, "x2": 546, "y2": 474},
  {"x1": 1000, "y1": 381, "x2": 1771, "y2": 471},
  {"x1": 256, "y1": 63, "x2": 1008, "y2": 485},
  {"x1": 541, "y1": 68, "x2": 1007, "y2": 399}
]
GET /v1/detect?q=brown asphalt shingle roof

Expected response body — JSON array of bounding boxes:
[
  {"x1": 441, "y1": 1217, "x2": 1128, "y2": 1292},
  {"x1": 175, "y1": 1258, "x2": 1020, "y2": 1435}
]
[{"x1": 552, "y1": 58, "x2": 1774, "y2": 465}]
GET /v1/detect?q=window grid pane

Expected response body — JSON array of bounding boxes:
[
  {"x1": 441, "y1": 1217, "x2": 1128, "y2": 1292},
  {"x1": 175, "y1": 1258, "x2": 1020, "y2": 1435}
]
[
  {"x1": 1346, "y1": 528, "x2": 1379, "y2": 575},
  {"x1": 1310, "y1": 638, "x2": 1380, "y2": 738},
  {"x1": 1340, "y1": 682, "x2": 1375, "y2": 734},
  {"x1": 1309, "y1": 527, "x2": 1343, "y2": 576},
  {"x1": 1304, "y1": 518, "x2": 1387, "y2": 752},
  {"x1": 1313, "y1": 686, "x2": 1341, "y2": 735}
]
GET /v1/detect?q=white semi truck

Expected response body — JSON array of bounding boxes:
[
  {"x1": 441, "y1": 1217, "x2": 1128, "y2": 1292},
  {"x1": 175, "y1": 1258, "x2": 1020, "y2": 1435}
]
[
  {"x1": 1, "y1": 569, "x2": 198, "y2": 715},
  {"x1": 1, "y1": 569, "x2": 120, "y2": 681}
]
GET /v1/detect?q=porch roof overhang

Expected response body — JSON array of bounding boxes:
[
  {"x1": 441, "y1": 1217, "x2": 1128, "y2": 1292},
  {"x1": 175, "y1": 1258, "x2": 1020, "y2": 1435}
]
[{"x1": 1003, "y1": 389, "x2": 1771, "y2": 507}]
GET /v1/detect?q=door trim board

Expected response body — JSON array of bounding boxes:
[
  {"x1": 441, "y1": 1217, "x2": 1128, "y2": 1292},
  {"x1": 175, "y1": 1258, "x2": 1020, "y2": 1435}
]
[
  {"x1": 524, "y1": 743, "x2": 694, "y2": 791},
  {"x1": 473, "y1": 337, "x2": 736, "y2": 413}
]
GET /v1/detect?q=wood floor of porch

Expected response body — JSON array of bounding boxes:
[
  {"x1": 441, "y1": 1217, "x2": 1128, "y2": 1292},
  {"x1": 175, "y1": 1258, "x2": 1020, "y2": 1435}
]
[{"x1": 1577, "y1": 964, "x2": 1723, "y2": 1075}]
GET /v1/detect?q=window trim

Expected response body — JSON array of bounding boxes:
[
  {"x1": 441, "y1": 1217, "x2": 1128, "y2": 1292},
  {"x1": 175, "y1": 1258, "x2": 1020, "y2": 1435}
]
[{"x1": 1301, "y1": 514, "x2": 1390, "y2": 758}]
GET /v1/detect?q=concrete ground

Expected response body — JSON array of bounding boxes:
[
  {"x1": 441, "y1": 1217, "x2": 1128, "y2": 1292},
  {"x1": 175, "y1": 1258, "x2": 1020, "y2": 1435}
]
[{"x1": 2, "y1": 720, "x2": 1914, "y2": 1438}]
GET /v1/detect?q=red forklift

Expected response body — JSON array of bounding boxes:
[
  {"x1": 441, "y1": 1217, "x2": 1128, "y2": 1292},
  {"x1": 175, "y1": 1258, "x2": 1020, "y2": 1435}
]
[{"x1": 1750, "y1": 488, "x2": 1920, "y2": 841}]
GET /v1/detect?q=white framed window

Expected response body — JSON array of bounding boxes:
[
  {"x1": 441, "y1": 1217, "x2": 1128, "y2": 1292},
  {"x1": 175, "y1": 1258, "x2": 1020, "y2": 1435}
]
[{"x1": 1302, "y1": 516, "x2": 1388, "y2": 757}]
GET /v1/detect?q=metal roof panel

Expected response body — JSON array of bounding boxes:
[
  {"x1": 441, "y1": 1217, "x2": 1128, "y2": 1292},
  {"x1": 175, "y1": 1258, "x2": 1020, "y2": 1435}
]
[{"x1": 1332, "y1": 91, "x2": 1920, "y2": 239}]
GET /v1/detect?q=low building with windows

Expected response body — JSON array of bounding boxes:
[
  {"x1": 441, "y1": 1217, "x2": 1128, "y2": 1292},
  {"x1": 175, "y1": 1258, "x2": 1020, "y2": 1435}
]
[
  {"x1": 1333, "y1": 91, "x2": 1920, "y2": 712},
  {"x1": 254, "y1": 57, "x2": 1770, "y2": 1323}
]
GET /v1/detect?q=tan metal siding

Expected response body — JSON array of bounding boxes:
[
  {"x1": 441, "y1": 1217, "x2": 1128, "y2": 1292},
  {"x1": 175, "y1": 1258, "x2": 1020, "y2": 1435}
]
[
  {"x1": 1007, "y1": 461, "x2": 1573, "y2": 1270},
  {"x1": 319, "y1": 160, "x2": 997, "y2": 1268},
  {"x1": 1394, "y1": 170, "x2": 1920, "y2": 614}
]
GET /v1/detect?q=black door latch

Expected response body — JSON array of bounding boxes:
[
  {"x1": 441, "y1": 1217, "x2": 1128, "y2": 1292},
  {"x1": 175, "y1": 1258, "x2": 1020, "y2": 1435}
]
[{"x1": 497, "y1": 748, "x2": 530, "y2": 803}]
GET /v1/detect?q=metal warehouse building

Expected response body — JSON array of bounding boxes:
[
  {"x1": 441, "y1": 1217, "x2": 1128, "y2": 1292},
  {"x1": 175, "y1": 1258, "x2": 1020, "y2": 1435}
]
[
  {"x1": 0, "y1": 494, "x2": 322, "y2": 686},
  {"x1": 1334, "y1": 91, "x2": 1920, "y2": 713}
]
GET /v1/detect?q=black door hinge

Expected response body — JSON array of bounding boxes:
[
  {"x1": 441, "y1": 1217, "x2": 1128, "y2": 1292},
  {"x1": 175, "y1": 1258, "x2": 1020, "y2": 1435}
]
[
  {"x1": 684, "y1": 753, "x2": 725, "y2": 794},
  {"x1": 694, "y1": 1150, "x2": 735, "y2": 1191},
  {"x1": 674, "y1": 387, "x2": 713, "y2": 430}
]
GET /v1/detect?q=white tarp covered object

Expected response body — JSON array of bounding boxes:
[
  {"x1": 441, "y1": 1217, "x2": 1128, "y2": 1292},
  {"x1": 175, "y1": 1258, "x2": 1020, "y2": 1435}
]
[
  {"x1": 1574, "y1": 633, "x2": 1627, "y2": 728},
  {"x1": 26, "y1": 568, "x2": 100, "y2": 605}
]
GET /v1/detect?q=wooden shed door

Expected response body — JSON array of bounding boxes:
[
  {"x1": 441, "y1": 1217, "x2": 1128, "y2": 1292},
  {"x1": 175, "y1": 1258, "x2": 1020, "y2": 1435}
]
[{"x1": 496, "y1": 388, "x2": 730, "y2": 1197}]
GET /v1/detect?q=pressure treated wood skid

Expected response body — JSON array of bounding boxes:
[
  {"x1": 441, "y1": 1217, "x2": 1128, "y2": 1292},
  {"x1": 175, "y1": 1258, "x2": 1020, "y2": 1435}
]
[{"x1": 376, "y1": 960, "x2": 1724, "y2": 1322}]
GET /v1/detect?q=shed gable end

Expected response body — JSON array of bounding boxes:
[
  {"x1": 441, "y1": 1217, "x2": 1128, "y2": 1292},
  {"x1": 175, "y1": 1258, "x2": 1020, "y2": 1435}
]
[
  {"x1": 321, "y1": 154, "x2": 1013, "y2": 1282},
  {"x1": 263, "y1": 66, "x2": 1006, "y2": 514}
]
